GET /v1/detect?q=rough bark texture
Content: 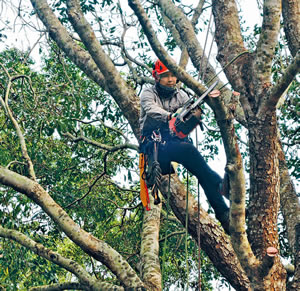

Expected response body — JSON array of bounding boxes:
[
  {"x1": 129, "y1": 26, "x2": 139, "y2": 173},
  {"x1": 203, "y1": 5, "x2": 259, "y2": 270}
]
[
  {"x1": 278, "y1": 138, "x2": 300, "y2": 289},
  {"x1": 282, "y1": 0, "x2": 300, "y2": 57},
  {"x1": 248, "y1": 113, "x2": 286, "y2": 290},
  {"x1": 140, "y1": 197, "x2": 162, "y2": 290},
  {"x1": 159, "y1": 174, "x2": 251, "y2": 290}
]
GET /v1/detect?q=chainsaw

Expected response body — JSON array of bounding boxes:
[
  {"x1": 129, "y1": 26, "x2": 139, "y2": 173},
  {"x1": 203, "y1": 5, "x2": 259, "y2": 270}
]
[{"x1": 169, "y1": 80, "x2": 219, "y2": 138}]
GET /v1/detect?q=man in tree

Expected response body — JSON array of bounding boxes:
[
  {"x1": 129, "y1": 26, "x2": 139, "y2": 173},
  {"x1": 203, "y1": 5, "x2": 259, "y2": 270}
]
[{"x1": 140, "y1": 59, "x2": 230, "y2": 234}]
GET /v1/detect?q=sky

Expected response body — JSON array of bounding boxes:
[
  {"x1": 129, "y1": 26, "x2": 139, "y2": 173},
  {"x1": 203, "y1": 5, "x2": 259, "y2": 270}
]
[{"x1": 0, "y1": 0, "x2": 262, "y2": 69}]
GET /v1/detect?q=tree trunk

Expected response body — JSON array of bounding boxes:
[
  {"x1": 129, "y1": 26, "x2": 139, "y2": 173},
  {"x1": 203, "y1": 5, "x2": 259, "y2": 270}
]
[{"x1": 248, "y1": 112, "x2": 286, "y2": 290}]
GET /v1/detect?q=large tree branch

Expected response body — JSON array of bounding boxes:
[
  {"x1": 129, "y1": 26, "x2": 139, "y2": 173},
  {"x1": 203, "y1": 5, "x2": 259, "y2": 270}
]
[
  {"x1": 215, "y1": 109, "x2": 260, "y2": 277},
  {"x1": 29, "y1": 282, "x2": 88, "y2": 291},
  {"x1": 258, "y1": 50, "x2": 300, "y2": 115},
  {"x1": 158, "y1": 174, "x2": 251, "y2": 290},
  {"x1": 66, "y1": 0, "x2": 141, "y2": 138},
  {"x1": 157, "y1": 0, "x2": 207, "y2": 75},
  {"x1": 29, "y1": 0, "x2": 106, "y2": 89},
  {"x1": 211, "y1": 0, "x2": 252, "y2": 116},
  {"x1": 0, "y1": 225, "x2": 124, "y2": 290},
  {"x1": 211, "y1": 0, "x2": 245, "y2": 80},
  {"x1": 277, "y1": 136, "x2": 300, "y2": 288},
  {"x1": 0, "y1": 67, "x2": 36, "y2": 180},
  {"x1": 140, "y1": 196, "x2": 162, "y2": 290},
  {"x1": 30, "y1": 0, "x2": 141, "y2": 138},
  {"x1": 0, "y1": 166, "x2": 144, "y2": 289},
  {"x1": 254, "y1": 0, "x2": 281, "y2": 95},
  {"x1": 282, "y1": 0, "x2": 300, "y2": 57}
]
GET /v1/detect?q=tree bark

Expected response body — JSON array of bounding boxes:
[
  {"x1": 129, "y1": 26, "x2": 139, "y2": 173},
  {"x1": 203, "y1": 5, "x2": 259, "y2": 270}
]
[
  {"x1": 0, "y1": 225, "x2": 124, "y2": 290},
  {"x1": 140, "y1": 196, "x2": 162, "y2": 290},
  {"x1": 282, "y1": 0, "x2": 300, "y2": 57},
  {"x1": 278, "y1": 138, "x2": 300, "y2": 289},
  {"x1": 0, "y1": 166, "x2": 144, "y2": 289},
  {"x1": 159, "y1": 174, "x2": 251, "y2": 290},
  {"x1": 248, "y1": 112, "x2": 286, "y2": 290}
]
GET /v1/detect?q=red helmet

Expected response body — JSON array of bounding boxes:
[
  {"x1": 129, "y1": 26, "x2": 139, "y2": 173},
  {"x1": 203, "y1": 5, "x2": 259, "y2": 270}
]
[{"x1": 152, "y1": 59, "x2": 169, "y2": 78}]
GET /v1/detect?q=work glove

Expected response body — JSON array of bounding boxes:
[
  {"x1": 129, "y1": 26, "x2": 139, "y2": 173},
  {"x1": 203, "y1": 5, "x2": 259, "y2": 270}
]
[
  {"x1": 168, "y1": 107, "x2": 183, "y2": 121},
  {"x1": 172, "y1": 107, "x2": 183, "y2": 118}
]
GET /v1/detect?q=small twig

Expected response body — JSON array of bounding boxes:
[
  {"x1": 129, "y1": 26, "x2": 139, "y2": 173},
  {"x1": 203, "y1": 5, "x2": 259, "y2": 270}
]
[
  {"x1": 159, "y1": 231, "x2": 186, "y2": 243},
  {"x1": 102, "y1": 197, "x2": 141, "y2": 210},
  {"x1": 6, "y1": 160, "x2": 27, "y2": 169},
  {"x1": 0, "y1": 69, "x2": 36, "y2": 180},
  {"x1": 65, "y1": 171, "x2": 106, "y2": 208}
]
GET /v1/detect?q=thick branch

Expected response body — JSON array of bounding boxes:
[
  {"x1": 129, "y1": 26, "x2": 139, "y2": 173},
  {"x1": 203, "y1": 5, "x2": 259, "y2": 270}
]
[
  {"x1": 159, "y1": 174, "x2": 251, "y2": 290},
  {"x1": 158, "y1": 0, "x2": 207, "y2": 74},
  {"x1": 258, "y1": 50, "x2": 300, "y2": 114},
  {"x1": 0, "y1": 166, "x2": 144, "y2": 289},
  {"x1": 66, "y1": 0, "x2": 140, "y2": 138},
  {"x1": 140, "y1": 196, "x2": 162, "y2": 290},
  {"x1": 216, "y1": 112, "x2": 259, "y2": 278},
  {"x1": 211, "y1": 0, "x2": 252, "y2": 115},
  {"x1": 282, "y1": 0, "x2": 300, "y2": 57},
  {"x1": 211, "y1": 0, "x2": 245, "y2": 72},
  {"x1": 0, "y1": 225, "x2": 122, "y2": 290},
  {"x1": 29, "y1": 282, "x2": 88, "y2": 290},
  {"x1": 30, "y1": 0, "x2": 141, "y2": 138},
  {"x1": 29, "y1": 0, "x2": 106, "y2": 89},
  {"x1": 254, "y1": 0, "x2": 281, "y2": 90}
]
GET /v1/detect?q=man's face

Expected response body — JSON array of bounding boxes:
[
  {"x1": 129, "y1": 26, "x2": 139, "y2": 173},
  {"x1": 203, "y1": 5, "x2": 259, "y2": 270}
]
[{"x1": 158, "y1": 71, "x2": 177, "y2": 87}]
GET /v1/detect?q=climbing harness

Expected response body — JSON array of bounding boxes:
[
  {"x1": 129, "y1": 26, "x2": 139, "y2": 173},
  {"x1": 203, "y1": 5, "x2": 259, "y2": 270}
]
[
  {"x1": 139, "y1": 130, "x2": 168, "y2": 210},
  {"x1": 149, "y1": 130, "x2": 163, "y2": 205}
]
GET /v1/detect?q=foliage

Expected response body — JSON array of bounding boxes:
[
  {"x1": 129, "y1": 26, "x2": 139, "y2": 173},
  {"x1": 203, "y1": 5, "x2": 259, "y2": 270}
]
[{"x1": 0, "y1": 0, "x2": 299, "y2": 290}]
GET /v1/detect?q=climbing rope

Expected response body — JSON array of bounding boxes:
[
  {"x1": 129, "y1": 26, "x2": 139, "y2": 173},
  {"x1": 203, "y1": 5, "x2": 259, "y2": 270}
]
[
  {"x1": 161, "y1": 171, "x2": 172, "y2": 289},
  {"x1": 185, "y1": 171, "x2": 190, "y2": 290},
  {"x1": 196, "y1": 128, "x2": 202, "y2": 291},
  {"x1": 199, "y1": 8, "x2": 215, "y2": 82}
]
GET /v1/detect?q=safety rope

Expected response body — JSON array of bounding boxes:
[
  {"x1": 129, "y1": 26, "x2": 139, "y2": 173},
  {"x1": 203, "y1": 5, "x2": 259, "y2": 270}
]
[
  {"x1": 185, "y1": 172, "x2": 190, "y2": 290},
  {"x1": 196, "y1": 128, "x2": 202, "y2": 291},
  {"x1": 199, "y1": 8, "x2": 215, "y2": 82},
  {"x1": 206, "y1": 50, "x2": 250, "y2": 86},
  {"x1": 161, "y1": 171, "x2": 172, "y2": 289}
]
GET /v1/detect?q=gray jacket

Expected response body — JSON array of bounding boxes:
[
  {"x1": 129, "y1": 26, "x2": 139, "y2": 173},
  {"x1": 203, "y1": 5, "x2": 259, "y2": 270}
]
[{"x1": 139, "y1": 85, "x2": 189, "y2": 136}]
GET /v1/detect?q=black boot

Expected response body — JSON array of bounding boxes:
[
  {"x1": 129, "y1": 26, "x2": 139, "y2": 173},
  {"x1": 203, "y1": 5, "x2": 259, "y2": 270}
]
[{"x1": 219, "y1": 172, "x2": 230, "y2": 200}]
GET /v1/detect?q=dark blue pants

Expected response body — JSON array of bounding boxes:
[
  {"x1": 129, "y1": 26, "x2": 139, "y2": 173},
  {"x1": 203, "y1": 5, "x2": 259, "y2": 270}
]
[{"x1": 157, "y1": 137, "x2": 229, "y2": 218}]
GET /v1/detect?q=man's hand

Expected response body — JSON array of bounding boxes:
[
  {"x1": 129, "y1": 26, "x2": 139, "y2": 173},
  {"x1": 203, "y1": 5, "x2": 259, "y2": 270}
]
[
  {"x1": 168, "y1": 107, "x2": 183, "y2": 120},
  {"x1": 172, "y1": 107, "x2": 183, "y2": 117}
]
